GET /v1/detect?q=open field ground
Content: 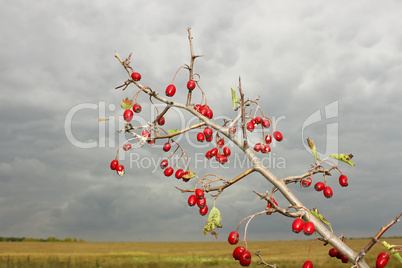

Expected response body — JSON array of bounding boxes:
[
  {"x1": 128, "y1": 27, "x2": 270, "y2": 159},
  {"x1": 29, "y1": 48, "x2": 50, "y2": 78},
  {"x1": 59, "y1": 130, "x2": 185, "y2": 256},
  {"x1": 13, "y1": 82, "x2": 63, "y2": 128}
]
[{"x1": 0, "y1": 238, "x2": 401, "y2": 267}]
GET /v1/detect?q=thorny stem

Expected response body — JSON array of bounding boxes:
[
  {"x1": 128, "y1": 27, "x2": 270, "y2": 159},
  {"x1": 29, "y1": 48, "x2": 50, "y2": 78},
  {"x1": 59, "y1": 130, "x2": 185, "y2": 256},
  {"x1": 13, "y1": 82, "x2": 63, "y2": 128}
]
[
  {"x1": 255, "y1": 250, "x2": 278, "y2": 268},
  {"x1": 356, "y1": 212, "x2": 402, "y2": 263},
  {"x1": 186, "y1": 28, "x2": 201, "y2": 106},
  {"x1": 238, "y1": 77, "x2": 248, "y2": 149},
  {"x1": 176, "y1": 167, "x2": 255, "y2": 194}
]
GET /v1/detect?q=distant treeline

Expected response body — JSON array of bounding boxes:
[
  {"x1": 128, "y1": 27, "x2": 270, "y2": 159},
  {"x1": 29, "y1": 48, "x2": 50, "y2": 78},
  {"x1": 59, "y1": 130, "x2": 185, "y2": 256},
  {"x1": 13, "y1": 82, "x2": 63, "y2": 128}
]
[{"x1": 0, "y1": 237, "x2": 85, "y2": 242}]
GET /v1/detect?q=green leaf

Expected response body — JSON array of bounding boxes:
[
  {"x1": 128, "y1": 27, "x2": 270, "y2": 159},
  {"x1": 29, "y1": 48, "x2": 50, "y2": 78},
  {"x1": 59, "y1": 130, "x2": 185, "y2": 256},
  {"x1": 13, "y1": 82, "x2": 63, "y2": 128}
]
[
  {"x1": 182, "y1": 170, "x2": 196, "y2": 179},
  {"x1": 203, "y1": 200, "x2": 222, "y2": 238},
  {"x1": 382, "y1": 241, "x2": 402, "y2": 263},
  {"x1": 307, "y1": 138, "x2": 318, "y2": 161},
  {"x1": 120, "y1": 97, "x2": 134, "y2": 110},
  {"x1": 330, "y1": 154, "x2": 355, "y2": 167},
  {"x1": 231, "y1": 88, "x2": 241, "y2": 110},
  {"x1": 310, "y1": 208, "x2": 333, "y2": 233},
  {"x1": 168, "y1": 129, "x2": 179, "y2": 134}
]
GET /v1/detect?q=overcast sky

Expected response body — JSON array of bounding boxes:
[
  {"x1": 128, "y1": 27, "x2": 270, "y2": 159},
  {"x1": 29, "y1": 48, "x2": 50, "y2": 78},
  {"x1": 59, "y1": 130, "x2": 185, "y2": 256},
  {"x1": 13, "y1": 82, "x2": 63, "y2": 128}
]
[{"x1": 0, "y1": 0, "x2": 401, "y2": 243}]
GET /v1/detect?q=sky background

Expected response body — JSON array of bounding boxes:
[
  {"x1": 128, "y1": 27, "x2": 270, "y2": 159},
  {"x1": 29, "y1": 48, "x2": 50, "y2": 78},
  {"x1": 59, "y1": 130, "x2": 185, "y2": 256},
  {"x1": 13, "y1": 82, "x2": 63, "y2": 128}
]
[{"x1": 0, "y1": 0, "x2": 401, "y2": 243}]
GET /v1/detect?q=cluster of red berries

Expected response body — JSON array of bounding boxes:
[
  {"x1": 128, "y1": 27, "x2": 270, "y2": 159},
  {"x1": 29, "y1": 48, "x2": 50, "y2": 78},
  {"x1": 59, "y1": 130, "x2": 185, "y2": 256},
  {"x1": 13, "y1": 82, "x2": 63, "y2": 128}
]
[
  {"x1": 196, "y1": 126, "x2": 232, "y2": 164},
  {"x1": 375, "y1": 252, "x2": 390, "y2": 268},
  {"x1": 110, "y1": 159, "x2": 125, "y2": 176},
  {"x1": 194, "y1": 104, "x2": 214, "y2": 119},
  {"x1": 160, "y1": 160, "x2": 190, "y2": 182},
  {"x1": 301, "y1": 174, "x2": 348, "y2": 199},
  {"x1": 246, "y1": 116, "x2": 283, "y2": 154},
  {"x1": 292, "y1": 218, "x2": 315, "y2": 236},
  {"x1": 227, "y1": 231, "x2": 251, "y2": 266},
  {"x1": 328, "y1": 247, "x2": 349, "y2": 263},
  {"x1": 187, "y1": 189, "x2": 208, "y2": 216}
]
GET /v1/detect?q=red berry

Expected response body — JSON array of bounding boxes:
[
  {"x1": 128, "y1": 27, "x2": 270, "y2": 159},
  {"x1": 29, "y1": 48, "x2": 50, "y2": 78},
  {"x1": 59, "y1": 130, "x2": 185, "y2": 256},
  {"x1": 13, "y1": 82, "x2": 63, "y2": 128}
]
[
  {"x1": 123, "y1": 143, "x2": 132, "y2": 151},
  {"x1": 199, "y1": 106, "x2": 207, "y2": 116},
  {"x1": 175, "y1": 169, "x2": 184, "y2": 179},
  {"x1": 197, "y1": 197, "x2": 207, "y2": 208},
  {"x1": 197, "y1": 132, "x2": 205, "y2": 142},
  {"x1": 376, "y1": 257, "x2": 388, "y2": 268},
  {"x1": 273, "y1": 131, "x2": 283, "y2": 141},
  {"x1": 301, "y1": 177, "x2": 312, "y2": 188},
  {"x1": 262, "y1": 119, "x2": 270, "y2": 128},
  {"x1": 250, "y1": 119, "x2": 256, "y2": 125},
  {"x1": 323, "y1": 186, "x2": 333, "y2": 198},
  {"x1": 163, "y1": 142, "x2": 171, "y2": 152},
  {"x1": 233, "y1": 246, "x2": 246, "y2": 260},
  {"x1": 246, "y1": 121, "x2": 255, "y2": 132},
  {"x1": 160, "y1": 160, "x2": 168, "y2": 169},
  {"x1": 239, "y1": 251, "x2": 251, "y2": 266},
  {"x1": 131, "y1": 72, "x2": 141, "y2": 81},
  {"x1": 229, "y1": 126, "x2": 236, "y2": 134},
  {"x1": 292, "y1": 218, "x2": 304, "y2": 233},
  {"x1": 147, "y1": 139, "x2": 155, "y2": 146},
  {"x1": 339, "y1": 174, "x2": 348, "y2": 187},
  {"x1": 254, "y1": 143, "x2": 262, "y2": 152},
  {"x1": 265, "y1": 135, "x2": 272, "y2": 144},
  {"x1": 204, "y1": 127, "x2": 213, "y2": 138},
  {"x1": 228, "y1": 231, "x2": 240, "y2": 245},
  {"x1": 187, "y1": 194, "x2": 197, "y2": 206},
  {"x1": 328, "y1": 248, "x2": 339, "y2": 257},
  {"x1": 216, "y1": 154, "x2": 228, "y2": 164},
  {"x1": 377, "y1": 252, "x2": 389, "y2": 261},
  {"x1": 116, "y1": 165, "x2": 125, "y2": 176},
  {"x1": 314, "y1": 182, "x2": 325, "y2": 191},
  {"x1": 255, "y1": 116, "x2": 262, "y2": 124},
  {"x1": 206, "y1": 136, "x2": 213, "y2": 142},
  {"x1": 205, "y1": 151, "x2": 212, "y2": 159},
  {"x1": 157, "y1": 116, "x2": 165, "y2": 126},
  {"x1": 303, "y1": 221, "x2": 315, "y2": 235},
  {"x1": 302, "y1": 260, "x2": 313, "y2": 268},
  {"x1": 164, "y1": 167, "x2": 174, "y2": 177},
  {"x1": 199, "y1": 205, "x2": 208, "y2": 216},
  {"x1": 195, "y1": 189, "x2": 204, "y2": 199},
  {"x1": 110, "y1": 160, "x2": 119, "y2": 170},
  {"x1": 182, "y1": 172, "x2": 190, "y2": 182},
  {"x1": 218, "y1": 139, "x2": 225, "y2": 148},
  {"x1": 187, "y1": 80, "x2": 196, "y2": 90},
  {"x1": 223, "y1": 147, "x2": 231, "y2": 156},
  {"x1": 165, "y1": 84, "x2": 176, "y2": 97},
  {"x1": 123, "y1": 109, "x2": 134, "y2": 122},
  {"x1": 210, "y1": 148, "x2": 218, "y2": 156},
  {"x1": 265, "y1": 198, "x2": 278, "y2": 215},
  {"x1": 206, "y1": 108, "x2": 213, "y2": 119},
  {"x1": 133, "y1": 103, "x2": 142, "y2": 113},
  {"x1": 340, "y1": 254, "x2": 349, "y2": 263},
  {"x1": 142, "y1": 130, "x2": 150, "y2": 138},
  {"x1": 261, "y1": 144, "x2": 271, "y2": 154}
]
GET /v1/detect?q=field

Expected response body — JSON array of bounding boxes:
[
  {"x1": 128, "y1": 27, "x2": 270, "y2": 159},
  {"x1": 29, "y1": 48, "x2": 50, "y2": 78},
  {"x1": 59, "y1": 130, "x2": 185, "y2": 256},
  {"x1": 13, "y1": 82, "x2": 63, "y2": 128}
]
[{"x1": 0, "y1": 238, "x2": 401, "y2": 267}]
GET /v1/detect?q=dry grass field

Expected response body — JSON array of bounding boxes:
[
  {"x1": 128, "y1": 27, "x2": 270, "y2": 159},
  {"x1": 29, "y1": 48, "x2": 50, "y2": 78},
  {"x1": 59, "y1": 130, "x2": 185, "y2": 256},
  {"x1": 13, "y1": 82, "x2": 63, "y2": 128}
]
[{"x1": 0, "y1": 238, "x2": 400, "y2": 267}]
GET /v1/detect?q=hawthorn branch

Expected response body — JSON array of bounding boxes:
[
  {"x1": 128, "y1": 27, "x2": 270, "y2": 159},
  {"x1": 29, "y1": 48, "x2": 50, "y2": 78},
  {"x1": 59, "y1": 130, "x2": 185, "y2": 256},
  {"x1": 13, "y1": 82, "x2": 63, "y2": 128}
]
[
  {"x1": 238, "y1": 77, "x2": 248, "y2": 149},
  {"x1": 356, "y1": 212, "x2": 402, "y2": 262},
  {"x1": 255, "y1": 250, "x2": 278, "y2": 268},
  {"x1": 176, "y1": 167, "x2": 255, "y2": 194},
  {"x1": 253, "y1": 191, "x2": 303, "y2": 218},
  {"x1": 282, "y1": 166, "x2": 336, "y2": 184},
  {"x1": 114, "y1": 45, "x2": 371, "y2": 267},
  {"x1": 185, "y1": 27, "x2": 201, "y2": 106}
]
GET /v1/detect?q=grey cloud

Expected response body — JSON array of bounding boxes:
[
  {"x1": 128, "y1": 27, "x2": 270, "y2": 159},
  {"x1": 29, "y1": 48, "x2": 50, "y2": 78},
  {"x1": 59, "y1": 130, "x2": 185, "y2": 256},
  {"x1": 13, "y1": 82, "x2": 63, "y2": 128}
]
[{"x1": 0, "y1": 0, "x2": 401, "y2": 242}]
